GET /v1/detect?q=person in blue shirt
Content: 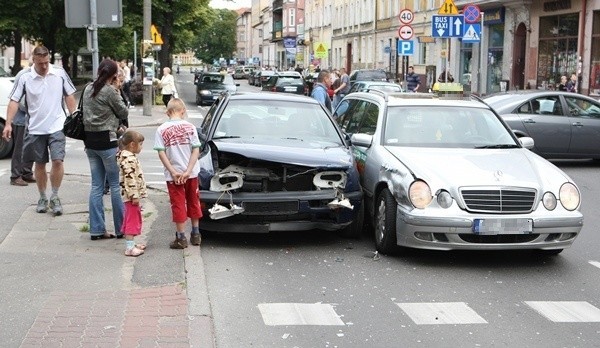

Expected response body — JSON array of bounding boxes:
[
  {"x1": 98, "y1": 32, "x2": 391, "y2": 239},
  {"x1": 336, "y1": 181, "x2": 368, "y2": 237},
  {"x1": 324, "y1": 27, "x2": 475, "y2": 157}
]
[{"x1": 310, "y1": 70, "x2": 332, "y2": 113}]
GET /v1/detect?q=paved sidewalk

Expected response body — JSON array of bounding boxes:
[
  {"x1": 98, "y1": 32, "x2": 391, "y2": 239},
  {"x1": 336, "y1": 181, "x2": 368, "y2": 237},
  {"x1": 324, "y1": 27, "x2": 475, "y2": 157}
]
[{"x1": 0, "y1": 105, "x2": 213, "y2": 348}]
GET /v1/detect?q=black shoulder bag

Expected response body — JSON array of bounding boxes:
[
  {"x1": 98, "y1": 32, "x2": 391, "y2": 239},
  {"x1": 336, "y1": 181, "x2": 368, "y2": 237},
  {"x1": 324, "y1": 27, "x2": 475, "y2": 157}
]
[{"x1": 63, "y1": 90, "x2": 86, "y2": 140}]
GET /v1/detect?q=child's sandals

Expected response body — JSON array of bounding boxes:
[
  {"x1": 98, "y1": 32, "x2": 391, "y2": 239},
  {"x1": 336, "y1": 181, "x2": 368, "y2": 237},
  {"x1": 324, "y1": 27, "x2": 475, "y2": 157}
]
[{"x1": 125, "y1": 246, "x2": 145, "y2": 257}]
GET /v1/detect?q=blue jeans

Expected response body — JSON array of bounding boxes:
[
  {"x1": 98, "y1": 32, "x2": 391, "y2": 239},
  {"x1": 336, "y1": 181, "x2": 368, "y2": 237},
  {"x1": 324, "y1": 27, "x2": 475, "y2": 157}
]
[{"x1": 86, "y1": 147, "x2": 124, "y2": 236}]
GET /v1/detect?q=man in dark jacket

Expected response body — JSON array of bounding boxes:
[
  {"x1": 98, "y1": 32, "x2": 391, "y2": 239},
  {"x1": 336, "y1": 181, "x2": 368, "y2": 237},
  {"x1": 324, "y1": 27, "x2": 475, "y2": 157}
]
[{"x1": 406, "y1": 66, "x2": 421, "y2": 92}]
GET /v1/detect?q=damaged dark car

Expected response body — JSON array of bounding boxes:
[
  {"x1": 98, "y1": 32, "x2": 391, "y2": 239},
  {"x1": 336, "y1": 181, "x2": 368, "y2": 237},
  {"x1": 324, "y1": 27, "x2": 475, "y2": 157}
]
[{"x1": 196, "y1": 92, "x2": 364, "y2": 237}]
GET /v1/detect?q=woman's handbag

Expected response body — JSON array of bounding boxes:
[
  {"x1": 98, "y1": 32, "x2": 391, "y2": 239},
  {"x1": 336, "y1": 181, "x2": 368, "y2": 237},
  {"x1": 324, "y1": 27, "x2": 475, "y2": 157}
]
[{"x1": 63, "y1": 92, "x2": 85, "y2": 140}]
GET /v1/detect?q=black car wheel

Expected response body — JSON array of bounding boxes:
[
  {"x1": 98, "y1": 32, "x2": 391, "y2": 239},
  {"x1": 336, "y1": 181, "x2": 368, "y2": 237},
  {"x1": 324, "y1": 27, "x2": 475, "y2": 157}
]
[
  {"x1": 338, "y1": 201, "x2": 364, "y2": 239},
  {"x1": 375, "y1": 188, "x2": 399, "y2": 254}
]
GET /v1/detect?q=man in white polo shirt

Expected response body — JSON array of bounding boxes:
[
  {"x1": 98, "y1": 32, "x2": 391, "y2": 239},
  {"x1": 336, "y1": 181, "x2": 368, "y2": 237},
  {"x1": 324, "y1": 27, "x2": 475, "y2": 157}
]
[{"x1": 2, "y1": 45, "x2": 77, "y2": 216}]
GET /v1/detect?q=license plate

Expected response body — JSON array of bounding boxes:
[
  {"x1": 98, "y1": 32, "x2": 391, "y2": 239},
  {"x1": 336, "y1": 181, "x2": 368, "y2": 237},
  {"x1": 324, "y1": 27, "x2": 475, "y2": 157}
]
[
  {"x1": 284, "y1": 87, "x2": 296, "y2": 92},
  {"x1": 472, "y1": 218, "x2": 533, "y2": 235}
]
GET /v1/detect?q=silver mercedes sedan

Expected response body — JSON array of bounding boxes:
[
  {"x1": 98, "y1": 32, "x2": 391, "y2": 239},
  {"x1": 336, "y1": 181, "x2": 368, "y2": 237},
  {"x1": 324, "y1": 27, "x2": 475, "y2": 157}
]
[{"x1": 334, "y1": 92, "x2": 584, "y2": 255}]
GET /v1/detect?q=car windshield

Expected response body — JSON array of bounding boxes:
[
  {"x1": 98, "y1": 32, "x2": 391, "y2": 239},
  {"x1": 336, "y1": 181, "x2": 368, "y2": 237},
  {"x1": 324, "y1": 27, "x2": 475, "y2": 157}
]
[
  {"x1": 384, "y1": 106, "x2": 518, "y2": 148},
  {"x1": 201, "y1": 74, "x2": 234, "y2": 85},
  {"x1": 214, "y1": 100, "x2": 343, "y2": 145}
]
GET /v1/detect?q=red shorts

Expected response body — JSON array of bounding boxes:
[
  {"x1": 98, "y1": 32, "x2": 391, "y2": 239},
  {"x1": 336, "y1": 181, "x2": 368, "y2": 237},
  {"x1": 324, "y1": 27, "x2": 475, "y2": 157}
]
[
  {"x1": 121, "y1": 201, "x2": 142, "y2": 236},
  {"x1": 166, "y1": 177, "x2": 203, "y2": 223}
]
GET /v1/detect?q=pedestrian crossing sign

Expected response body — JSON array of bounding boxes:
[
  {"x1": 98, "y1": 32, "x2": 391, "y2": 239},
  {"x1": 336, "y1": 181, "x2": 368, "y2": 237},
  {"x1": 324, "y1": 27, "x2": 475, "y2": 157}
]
[
  {"x1": 314, "y1": 42, "x2": 328, "y2": 59},
  {"x1": 462, "y1": 24, "x2": 481, "y2": 43}
]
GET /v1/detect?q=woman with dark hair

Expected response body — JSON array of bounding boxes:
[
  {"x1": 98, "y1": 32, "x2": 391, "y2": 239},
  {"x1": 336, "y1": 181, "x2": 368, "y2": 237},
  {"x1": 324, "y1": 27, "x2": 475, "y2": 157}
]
[{"x1": 82, "y1": 59, "x2": 129, "y2": 240}]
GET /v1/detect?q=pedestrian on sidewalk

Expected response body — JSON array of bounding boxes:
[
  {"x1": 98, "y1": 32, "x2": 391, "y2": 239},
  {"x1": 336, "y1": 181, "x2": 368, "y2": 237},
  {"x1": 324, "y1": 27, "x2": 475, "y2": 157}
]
[
  {"x1": 117, "y1": 130, "x2": 148, "y2": 257},
  {"x1": 159, "y1": 67, "x2": 177, "y2": 107},
  {"x1": 310, "y1": 70, "x2": 333, "y2": 113},
  {"x1": 154, "y1": 98, "x2": 203, "y2": 249},
  {"x1": 82, "y1": 58, "x2": 129, "y2": 239},
  {"x1": 1, "y1": 45, "x2": 77, "y2": 215},
  {"x1": 8, "y1": 66, "x2": 35, "y2": 187}
]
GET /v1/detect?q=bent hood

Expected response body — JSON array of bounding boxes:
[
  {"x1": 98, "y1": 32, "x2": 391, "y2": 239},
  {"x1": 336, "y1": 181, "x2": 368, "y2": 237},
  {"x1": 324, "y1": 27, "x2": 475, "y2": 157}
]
[{"x1": 214, "y1": 139, "x2": 353, "y2": 168}]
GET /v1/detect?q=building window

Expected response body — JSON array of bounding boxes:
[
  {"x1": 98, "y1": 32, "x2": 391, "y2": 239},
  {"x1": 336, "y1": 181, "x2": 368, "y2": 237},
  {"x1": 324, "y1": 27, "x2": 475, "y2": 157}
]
[
  {"x1": 289, "y1": 8, "x2": 296, "y2": 27},
  {"x1": 537, "y1": 13, "x2": 579, "y2": 89},
  {"x1": 259, "y1": 29, "x2": 263, "y2": 38},
  {"x1": 486, "y1": 24, "x2": 504, "y2": 93},
  {"x1": 460, "y1": 42, "x2": 473, "y2": 86},
  {"x1": 590, "y1": 11, "x2": 600, "y2": 95}
]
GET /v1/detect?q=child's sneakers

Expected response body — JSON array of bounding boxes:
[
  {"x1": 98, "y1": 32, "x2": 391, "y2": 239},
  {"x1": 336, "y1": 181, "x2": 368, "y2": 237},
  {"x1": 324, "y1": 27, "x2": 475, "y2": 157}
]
[
  {"x1": 169, "y1": 235, "x2": 188, "y2": 249},
  {"x1": 125, "y1": 246, "x2": 145, "y2": 257},
  {"x1": 190, "y1": 233, "x2": 202, "y2": 246}
]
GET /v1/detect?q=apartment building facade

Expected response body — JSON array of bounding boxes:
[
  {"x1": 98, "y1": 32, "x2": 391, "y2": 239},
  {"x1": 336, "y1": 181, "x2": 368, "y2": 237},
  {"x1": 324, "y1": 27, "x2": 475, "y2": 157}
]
[{"x1": 242, "y1": 0, "x2": 600, "y2": 96}]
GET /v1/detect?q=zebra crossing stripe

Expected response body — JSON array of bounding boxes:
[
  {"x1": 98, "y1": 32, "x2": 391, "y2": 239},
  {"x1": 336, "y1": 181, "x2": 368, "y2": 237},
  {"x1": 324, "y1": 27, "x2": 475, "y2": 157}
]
[
  {"x1": 525, "y1": 301, "x2": 600, "y2": 322},
  {"x1": 258, "y1": 303, "x2": 345, "y2": 326},
  {"x1": 589, "y1": 260, "x2": 600, "y2": 269},
  {"x1": 396, "y1": 302, "x2": 487, "y2": 325}
]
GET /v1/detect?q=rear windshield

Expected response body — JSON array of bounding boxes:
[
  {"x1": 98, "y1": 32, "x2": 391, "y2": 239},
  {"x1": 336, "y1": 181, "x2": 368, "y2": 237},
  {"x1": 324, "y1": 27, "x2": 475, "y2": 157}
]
[{"x1": 356, "y1": 70, "x2": 387, "y2": 81}]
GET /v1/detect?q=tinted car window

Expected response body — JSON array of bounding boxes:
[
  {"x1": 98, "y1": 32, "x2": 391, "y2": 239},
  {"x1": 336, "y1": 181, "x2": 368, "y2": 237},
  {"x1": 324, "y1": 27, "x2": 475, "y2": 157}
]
[
  {"x1": 343, "y1": 100, "x2": 369, "y2": 134},
  {"x1": 359, "y1": 103, "x2": 379, "y2": 135},
  {"x1": 534, "y1": 96, "x2": 562, "y2": 115},
  {"x1": 564, "y1": 96, "x2": 600, "y2": 117}
]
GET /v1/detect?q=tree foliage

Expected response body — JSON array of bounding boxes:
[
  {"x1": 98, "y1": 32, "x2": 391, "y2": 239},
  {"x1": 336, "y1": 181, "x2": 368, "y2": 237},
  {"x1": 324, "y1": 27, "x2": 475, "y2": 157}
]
[
  {"x1": 0, "y1": 0, "x2": 225, "y2": 77},
  {"x1": 191, "y1": 8, "x2": 238, "y2": 66}
]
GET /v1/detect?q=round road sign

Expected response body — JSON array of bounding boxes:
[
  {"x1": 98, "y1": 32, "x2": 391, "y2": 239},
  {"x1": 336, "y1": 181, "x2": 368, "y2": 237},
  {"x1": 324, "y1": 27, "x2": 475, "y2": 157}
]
[
  {"x1": 398, "y1": 25, "x2": 414, "y2": 40},
  {"x1": 398, "y1": 9, "x2": 414, "y2": 24},
  {"x1": 463, "y1": 4, "x2": 481, "y2": 23}
]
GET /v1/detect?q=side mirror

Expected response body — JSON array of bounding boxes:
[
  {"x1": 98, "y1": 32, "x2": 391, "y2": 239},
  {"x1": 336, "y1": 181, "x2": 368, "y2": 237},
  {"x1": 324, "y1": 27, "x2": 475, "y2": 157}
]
[
  {"x1": 350, "y1": 133, "x2": 373, "y2": 148},
  {"x1": 519, "y1": 136, "x2": 534, "y2": 150}
]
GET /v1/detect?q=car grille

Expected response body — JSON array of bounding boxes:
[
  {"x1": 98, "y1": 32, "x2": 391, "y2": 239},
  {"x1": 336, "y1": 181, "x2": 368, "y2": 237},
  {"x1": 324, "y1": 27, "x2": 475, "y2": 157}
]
[
  {"x1": 460, "y1": 188, "x2": 536, "y2": 213},
  {"x1": 459, "y1": 234, "x2": 539, "y2": 243}
]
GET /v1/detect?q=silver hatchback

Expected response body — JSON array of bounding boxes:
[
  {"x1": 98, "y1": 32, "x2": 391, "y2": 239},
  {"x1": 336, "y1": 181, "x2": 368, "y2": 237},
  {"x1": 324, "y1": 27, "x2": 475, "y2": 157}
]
[{"x1": 334, "y1": 92, "x2": 584, "y2": 255}]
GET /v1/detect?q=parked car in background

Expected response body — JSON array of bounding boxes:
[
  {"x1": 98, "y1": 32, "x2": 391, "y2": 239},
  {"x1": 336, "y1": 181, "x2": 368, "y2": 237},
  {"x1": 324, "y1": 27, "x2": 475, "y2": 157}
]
[
  {"x1": 196, "y1": 72, "x2": 239, "y2": 106},
  {"x1": 348, "y1": 69, "x2": 389, "y2": 86},
  {"x1": 258, "y1": 70, "x2": 276, "y2": 88},
  {"x1": 262, "y1": 72, "x2": 304, "y2": 91},
  {"x1": 196, "y1": 92, "x2": 364, "y2": 237},
  {"x1": 233, "y1": 66, "x2": 255, "y2": 79},
  {"x1": 272, "y1": 77, "x2": 306, "y2": 95},
  {"x1": 334, "y1": 91, "x2": 583, "y2": 255},
  {"x1": 485, "y1": 90, "x2": 600, "y2": 160},
  {"x1": 248, "y1": 70, "x2": 260, "y2": 86},
  {"x1": 348, "y1": 81, "x2": 403, "y2": 94},
  {"x1": 0, "y1": 66, "x2": 15, "y2": 158}
]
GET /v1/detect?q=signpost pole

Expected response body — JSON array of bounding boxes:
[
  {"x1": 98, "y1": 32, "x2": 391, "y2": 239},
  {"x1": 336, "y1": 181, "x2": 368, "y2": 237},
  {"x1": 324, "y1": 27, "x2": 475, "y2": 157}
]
[
  {"x1": 143, "y1": 0, "x2": 152, "y2": 116},
  {"x1": 89, "y1": 0, "x2": 99, "y2": 79},
  {"x1": 477, "y1": 12, "x2": 485, "y2": 95}
]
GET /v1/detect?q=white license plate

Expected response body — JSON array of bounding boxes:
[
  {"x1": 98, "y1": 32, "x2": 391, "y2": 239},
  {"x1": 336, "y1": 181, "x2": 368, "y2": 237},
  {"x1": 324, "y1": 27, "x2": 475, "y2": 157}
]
[
  {"x1": 472, "y1": 218, "x2": 533, "y2": 235},
  {"x1": 284, "y1": 87, "x2": 296, "y2": 92}
]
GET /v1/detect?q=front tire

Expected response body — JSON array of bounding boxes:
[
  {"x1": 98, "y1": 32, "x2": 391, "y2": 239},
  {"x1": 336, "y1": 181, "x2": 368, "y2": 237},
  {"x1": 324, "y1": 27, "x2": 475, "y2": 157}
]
[{"x1": 374, "y1": 188, "x2": 399, "y2": 254}]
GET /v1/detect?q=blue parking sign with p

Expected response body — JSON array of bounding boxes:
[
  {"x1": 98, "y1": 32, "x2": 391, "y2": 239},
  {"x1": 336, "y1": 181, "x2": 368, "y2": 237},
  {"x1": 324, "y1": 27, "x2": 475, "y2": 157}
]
[{"x1": 398, "y1": 40, "x2": 414, "y2": 56}]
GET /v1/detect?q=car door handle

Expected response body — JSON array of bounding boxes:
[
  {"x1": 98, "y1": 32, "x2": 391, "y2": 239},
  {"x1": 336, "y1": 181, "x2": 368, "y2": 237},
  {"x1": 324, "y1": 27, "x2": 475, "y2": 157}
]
[
  {"x1": 572, "y1": 122, "x2": 583, "y2": 127},
  {"x1": 523, "y1": 118, "x2": 535, "y2": 124}
]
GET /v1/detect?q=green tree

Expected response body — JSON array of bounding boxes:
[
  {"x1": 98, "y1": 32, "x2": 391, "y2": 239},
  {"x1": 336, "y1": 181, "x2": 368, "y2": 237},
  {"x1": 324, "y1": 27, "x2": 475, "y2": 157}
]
[{"x1": 191, "y1": 8, "x2": 237, "y2": 66}]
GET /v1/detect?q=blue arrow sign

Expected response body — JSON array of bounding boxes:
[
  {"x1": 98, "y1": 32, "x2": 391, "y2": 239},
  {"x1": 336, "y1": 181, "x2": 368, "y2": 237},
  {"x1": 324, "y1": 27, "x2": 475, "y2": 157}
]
[{"x1": 432, "y1": 15, "x2": 464, "y2": 38}]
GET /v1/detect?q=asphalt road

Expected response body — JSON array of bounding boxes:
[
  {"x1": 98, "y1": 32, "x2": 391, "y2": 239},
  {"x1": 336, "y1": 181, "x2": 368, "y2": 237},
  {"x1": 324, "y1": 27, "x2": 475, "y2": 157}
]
[
  {"x1": 193, "y1": 74, "x2": 600, "y2": 347},
  {"x1": 2, "y1": 70, "x2": 598, "y2": 347}
]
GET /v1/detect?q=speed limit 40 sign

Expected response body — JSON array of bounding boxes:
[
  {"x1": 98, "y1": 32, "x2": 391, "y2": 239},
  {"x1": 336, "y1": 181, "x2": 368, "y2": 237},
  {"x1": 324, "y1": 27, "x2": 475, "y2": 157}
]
[{"x1": 398, "y1": 9, "x2": 414, "y2": 24}]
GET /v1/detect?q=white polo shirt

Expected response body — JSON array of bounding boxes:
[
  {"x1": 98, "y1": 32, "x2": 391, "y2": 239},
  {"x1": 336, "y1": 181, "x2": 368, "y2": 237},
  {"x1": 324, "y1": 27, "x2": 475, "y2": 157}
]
[{"x1": 10, "y1": 65, "x2": 76, "y2": 135}]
